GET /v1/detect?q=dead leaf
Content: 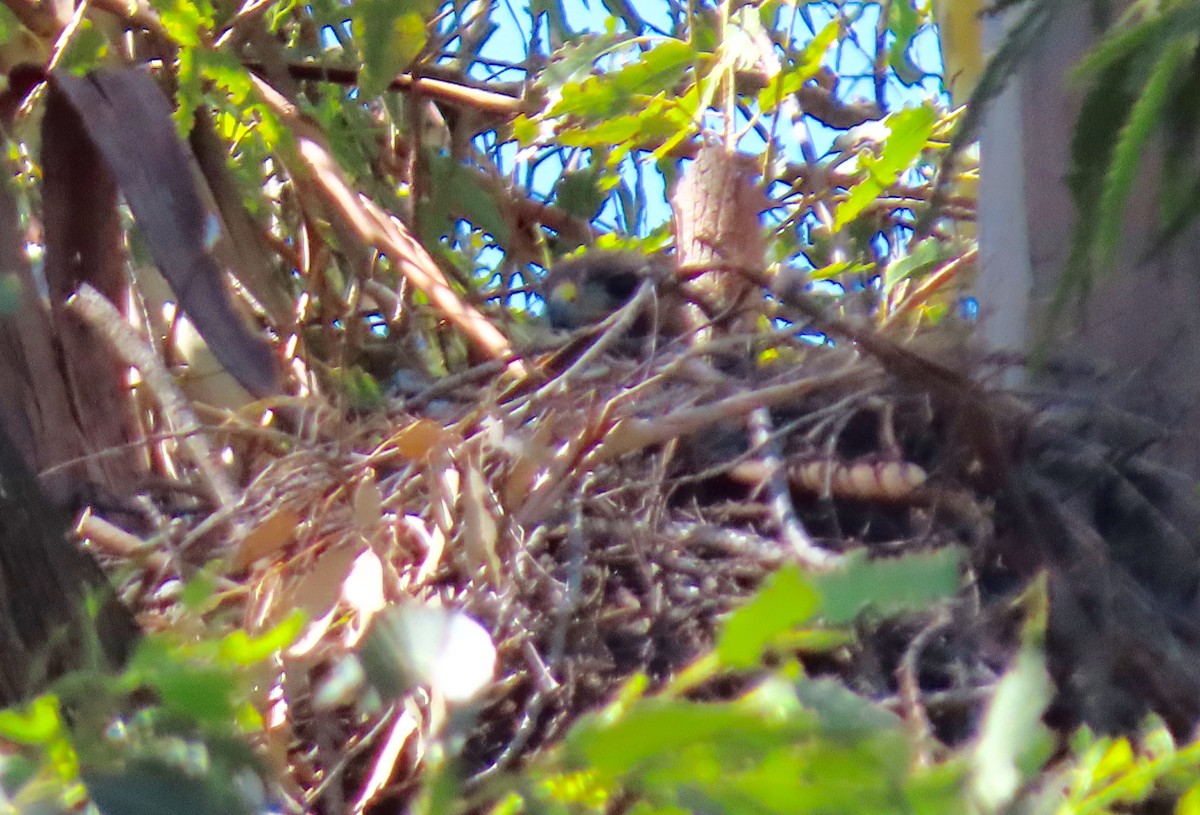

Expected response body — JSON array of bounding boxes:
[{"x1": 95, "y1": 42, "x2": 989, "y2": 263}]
[
  {"x1": 343, "y1": 547, "x2": 386, "y2": 644},
  {"x1": 353, "y1": 473, "x2": 384, "y2": 531},
  {"x1": 461, "y1": 463, "x2": 501, "y2": 585},
  {"x1": 234, "y1": 508, "x2": 301, "y2": 571},
  {"x1": 50, "y1": 69, "x2": 282, "y2": 399},
  {"x1": 386, "y1": 419, "x2": 449, "y2": 462},
  {"x1": 404, "y1": 515, "x2": 444, "y2": 584},
  {"x1": 285, "y1": 544, "x2": 363, "y2": 656}
]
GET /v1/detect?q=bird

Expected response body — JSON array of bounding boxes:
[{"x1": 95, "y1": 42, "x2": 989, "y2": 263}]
[{"x1": 540, "y1": 250, "x2": 673, "y2": 332}]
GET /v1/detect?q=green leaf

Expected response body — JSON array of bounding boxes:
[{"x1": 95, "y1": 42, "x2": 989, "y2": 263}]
[
  {"x1": 152, "y1": 666, "x2": 237, "y2": 723},
  {"x1": 218, "y1": 612, "x2": 305, "y2": 665},
  {"x1": 968, "y1": 628, "x2": 1053, "y2": 812},
  {"x1": 353, "y1": 0, "x2": 436, "y2": 98},
  {"x1": 531, "y1": 0, "x2": 574, "y2": 44},
  {"x1": 199, "y1": 49, "x2": 255, "y2": 107},
  {"x1": 566, "y1": 696, "x2": 815, "y2": 778},
  {"x1": 0, "y1": 696, "x2": 63, "y2": 745},
  {"x1": 555, "y1": 170, "x2": 606, "y2": 221},
  {"x1": 758, "y1": 19, "x2": 839, "y2": 112},
  {"x1": 426, "y1": 153, "x2": 511, "y2": 243},
  {"x1": 85, "y1": 760, "x2": 255, "y2": 815},
  {"x1": 887, "y1": 1, "x2": 926, "y2": 87},
  {"x1": 884, "y1": 237, "x2": 941, "y2": 289},
  {"x1": 813, "y1": 548, "x2": 962, "y2": 625},
  {"x1": 511, "y1": 113, "x2": 540, "y2": 146},
  {"x1": 1074, "y1": 5, "x2": 1200, "y2": 80},
  {"x1": 1055, "y1": 50, "x2": 1139, "y2": 313},
  {"x1": 1091, "y1": 738, "x2": 1135, "y2": 784},
  {"x1": 793, "y1": 677, "x2": 904, "y2": 740},
  {"x1": 57, "y1": 19, "x2": 109, "y2": 74},
  {"x1": 152, "y1": 0, "x2": 214, "y2": 47},
  {"x1": 173, "y1": 45, "x2": 202, "y2": 136},
  {"x1": 1092, "y1": 40, "x2": 1192, "y2": 271},
  {"x1": 808, "y1": 259, "x2": 872, "y2": 282},
  {"x1": 1179, "y1": 784, "x2": 1200, "y2": 815},
  {"x1": 540, "y1": 32, "x2": 629, "y2": 101},
  {"x1": 553, "y1": 39, "x2": 694, "y2": 120},
  {"x1": 835, "y1": 104, "x2": 937, "y2": 230},
  {"x1": 558, "y1": 94, "x2": 691, "y2": 150},
  {"x1": 716, "y1": 564, "x2": 820, "y2": 669},
  {"x1": 180, "y1": 569, "x2": 218, "y2": 610}
]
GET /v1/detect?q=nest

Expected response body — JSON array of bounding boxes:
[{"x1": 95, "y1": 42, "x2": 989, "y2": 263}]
[{"x1": 85, "y1": 276, "x2": 1200, "y2": 813}]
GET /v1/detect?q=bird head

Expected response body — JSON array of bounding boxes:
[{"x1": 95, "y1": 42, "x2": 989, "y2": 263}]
[{"x1": 541, "y1": 251, "x2": 669, "y2": 331}]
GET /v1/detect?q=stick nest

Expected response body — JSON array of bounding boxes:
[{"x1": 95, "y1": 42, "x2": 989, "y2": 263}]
[{"x1": 97, "y1": 305, "x2": 1200, "y2": 813}]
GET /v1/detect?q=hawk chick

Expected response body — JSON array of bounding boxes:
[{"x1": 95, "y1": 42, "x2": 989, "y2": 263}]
[{"x1": 541, "y1": 251, "x2": 671, "y2": 331}]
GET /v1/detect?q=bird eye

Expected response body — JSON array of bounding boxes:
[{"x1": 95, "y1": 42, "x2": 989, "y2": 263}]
[
  {"x1": 551, "y1": 282, "x2": 578, "y2": 303},
  {"x1": 602, "y1": 270, "x2": 640, "y2": 303}
]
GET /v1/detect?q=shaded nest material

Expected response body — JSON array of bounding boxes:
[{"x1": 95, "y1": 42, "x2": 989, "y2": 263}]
[{"x1": 106, "y1": 297, "x2": 1200, "y2": 812}]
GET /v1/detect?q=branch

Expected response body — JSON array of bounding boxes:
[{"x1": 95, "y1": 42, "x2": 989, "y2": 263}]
[
  {"x1": 250, "y1": 74, "x2": 524, "y2": 375},
  {"x1": 244, "y1": 61, "x2": 523, "y2": 119}
]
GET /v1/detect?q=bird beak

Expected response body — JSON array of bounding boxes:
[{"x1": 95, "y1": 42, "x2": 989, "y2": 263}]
[{"x1": 549, "y1": 281, "x2": 578, "y2": 305}]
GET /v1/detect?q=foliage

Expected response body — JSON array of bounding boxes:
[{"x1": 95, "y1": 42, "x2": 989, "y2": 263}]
[
  {"x1": 0, "y1": 612, "x2": 301, "y2": 815},
  {"x1": 943, "y1": 0, "x2": 1200, "y2": 318},
  {"x1": 475, "y1": 552, "x2": 968, "y2": 815},
  {"x1": 5, "y1": 0, "x2": 1200, "y2": 813}
]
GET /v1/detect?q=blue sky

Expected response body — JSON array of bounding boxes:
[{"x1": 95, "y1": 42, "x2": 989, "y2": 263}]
[
  {"x1": 325, "y1": 0, "x2": 949, "y2": 303},
  {"x1": 473, "y1": 0, "x2": 946, "y2": 235}
]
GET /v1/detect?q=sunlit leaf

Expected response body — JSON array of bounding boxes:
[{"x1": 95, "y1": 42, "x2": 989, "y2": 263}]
[
  {"x1": 835, "y1": 104, "x2": 937, "y2": 230},
  {"x1": 968, "y1": 578, "x2": 1053, "y2": 814},
  {"x1": 0, "y1": 696, "x2": 63, "y2": 745},
  {"x1": 541, "y1": 31, "x2": 630, "y2": 101},
  {"x1": 152, "y1": 0, "x2": 213, "y2": 47},
  {"x1": 884, "y1": 237, "x2": 941, "y2": 289},
  {"x1": 1179, "y1": 784, "x2": 1200, "y2": 815},
  {"x1": 353, "y1": 0, "x2": 437, "y2": 98},
  {"x1": 553, "y1": 39, "x2": 694, "y2": 120},
  {"x1": 758, "y1": 19, "x2": 839, "y2": 112},
  {"x1": 219, "y1": 612, "x2": 305, "y2": 665},
  {"x1": 717, "y1": 564, "x2": 821, "y2": 669}
]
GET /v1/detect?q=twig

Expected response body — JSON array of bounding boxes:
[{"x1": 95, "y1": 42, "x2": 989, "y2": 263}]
[
  {"x1": 351, "y1": 704, "x2": 420, "y2": 815},
  {"x1": 249, "y1": 75, "x2": 524, "y2": 376},
  {"x1": 67, "y1": 284, "x2": 239, "y2": 513},
  {"x1": 75, "y1": 511, "x2": 170, "y2": 572},
  {"x1": 43, "y1": 0, "x2": 89, "y2": 75},
  {"x1": 588, "y1": 364, "x2": 870, "y2": 465},
  {"x1": 896, "y1": 606, "x2": 953, "y2": 765},
  {"x1": 748, "y1": 408, "x2": 839, "y2": 570},
  {"x1": 885, "y1": 247, "x2": 980, "y2": 326},
  {"x1": 244, "y1": 61, "x2": 523, "y2": 118}
]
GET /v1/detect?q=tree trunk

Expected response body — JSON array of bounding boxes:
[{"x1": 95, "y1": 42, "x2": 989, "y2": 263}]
[{"x1": 978, "y1": 1, "x2": 1200, "y2": 476}]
